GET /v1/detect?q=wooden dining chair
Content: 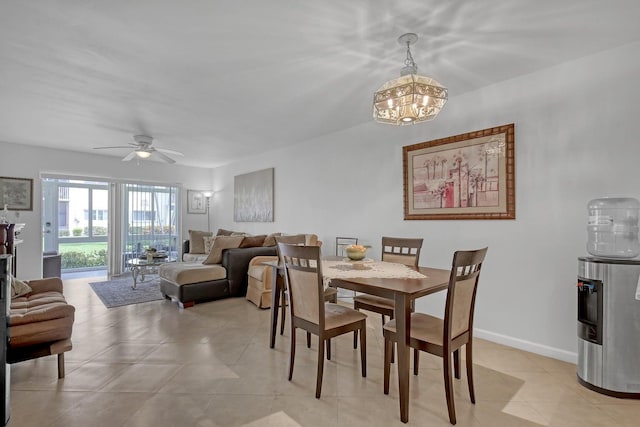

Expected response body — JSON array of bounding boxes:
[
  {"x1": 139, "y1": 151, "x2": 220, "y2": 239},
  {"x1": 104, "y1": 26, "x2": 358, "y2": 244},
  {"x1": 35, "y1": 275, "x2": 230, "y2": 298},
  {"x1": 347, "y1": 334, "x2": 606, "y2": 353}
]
[
  {"x1": 275, "y1": 235, "x2": 338, "y2": 349},
  {"x1": 382, "y1": 247, "x2": 488, "y2": 425},
  {"x1": 353, "y1": 237, "x2": 423, "y2": 360},
  {"x1": 335, "y1": 236, "x2": 358, "y2": 257},
  {"x1": 278, "y1": 242, "x2": 367, "y2": 398}
]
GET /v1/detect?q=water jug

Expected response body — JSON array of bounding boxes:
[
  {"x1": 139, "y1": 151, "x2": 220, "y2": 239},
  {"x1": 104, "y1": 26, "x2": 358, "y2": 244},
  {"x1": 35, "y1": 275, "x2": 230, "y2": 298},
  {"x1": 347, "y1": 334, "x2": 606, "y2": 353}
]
[{"x1": 587, "y1": 197, "x2": 640, "y2": 258}]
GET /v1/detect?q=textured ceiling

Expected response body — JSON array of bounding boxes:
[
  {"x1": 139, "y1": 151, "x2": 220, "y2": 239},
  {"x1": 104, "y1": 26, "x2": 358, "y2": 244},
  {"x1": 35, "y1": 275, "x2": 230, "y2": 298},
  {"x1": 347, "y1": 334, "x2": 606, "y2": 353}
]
[{"x1": 1, "y1": 1, "x2": 640, "y2": 167}]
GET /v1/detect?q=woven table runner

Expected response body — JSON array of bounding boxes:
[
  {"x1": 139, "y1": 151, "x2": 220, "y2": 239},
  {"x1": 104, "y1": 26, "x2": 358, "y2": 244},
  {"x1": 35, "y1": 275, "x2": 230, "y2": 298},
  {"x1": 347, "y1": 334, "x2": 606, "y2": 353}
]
[{"x1": 321, "y1": 259, "x2": 426, "y2": 287}]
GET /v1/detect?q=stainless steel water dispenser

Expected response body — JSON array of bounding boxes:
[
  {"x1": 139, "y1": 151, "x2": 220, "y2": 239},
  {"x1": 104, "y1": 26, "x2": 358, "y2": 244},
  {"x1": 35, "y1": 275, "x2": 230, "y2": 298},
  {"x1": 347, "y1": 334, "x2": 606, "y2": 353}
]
[{"x1": 577, "y1": 256, "x2": 640, "y2": 397}]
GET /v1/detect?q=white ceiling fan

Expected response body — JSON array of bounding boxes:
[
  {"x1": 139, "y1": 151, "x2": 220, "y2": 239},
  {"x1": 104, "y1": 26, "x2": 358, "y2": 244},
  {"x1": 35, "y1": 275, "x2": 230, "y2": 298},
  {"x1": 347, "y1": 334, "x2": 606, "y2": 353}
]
[{"x1": 93, "y1": 135, "x2": 183, "y2": 164}]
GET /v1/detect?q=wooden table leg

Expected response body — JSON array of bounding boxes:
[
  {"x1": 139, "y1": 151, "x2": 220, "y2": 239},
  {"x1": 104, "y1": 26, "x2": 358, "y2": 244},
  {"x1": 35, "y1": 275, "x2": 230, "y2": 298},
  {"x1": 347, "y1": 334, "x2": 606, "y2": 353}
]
[
  {"x1": 395, "y1": 293, "x2": 411, "y2": 423},
  {"x1": 269, "y1": 266, "x2": 280, "y2": 348}
]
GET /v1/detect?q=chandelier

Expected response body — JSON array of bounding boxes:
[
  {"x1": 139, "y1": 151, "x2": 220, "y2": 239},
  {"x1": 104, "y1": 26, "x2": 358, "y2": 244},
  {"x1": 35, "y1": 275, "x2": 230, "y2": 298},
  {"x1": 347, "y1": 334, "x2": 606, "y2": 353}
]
[{"x1": 373, "y1": 33, "x2": 448, "y2": 125}]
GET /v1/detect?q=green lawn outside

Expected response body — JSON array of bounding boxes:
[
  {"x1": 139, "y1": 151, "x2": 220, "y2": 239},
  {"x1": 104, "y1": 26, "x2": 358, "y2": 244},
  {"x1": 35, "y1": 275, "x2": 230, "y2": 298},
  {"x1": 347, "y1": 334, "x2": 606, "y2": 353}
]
[
  {"x1": 59, "y1": 242, "x2": 108, "y2": 269},
  {"x1": 59, "y1": 242, "x2": 107, "y2": 254}
]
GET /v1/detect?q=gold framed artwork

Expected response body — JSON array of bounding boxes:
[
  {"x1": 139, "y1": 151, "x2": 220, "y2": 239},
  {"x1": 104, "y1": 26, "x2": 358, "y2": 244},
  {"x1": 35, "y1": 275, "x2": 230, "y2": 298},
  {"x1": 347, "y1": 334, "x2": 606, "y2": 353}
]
[
  {"x1": 0, "y1": 176, "x2": 33, "y2": 211},
  {"x1": 403, "y1": 123, "x2": 515, "y2": 220}
]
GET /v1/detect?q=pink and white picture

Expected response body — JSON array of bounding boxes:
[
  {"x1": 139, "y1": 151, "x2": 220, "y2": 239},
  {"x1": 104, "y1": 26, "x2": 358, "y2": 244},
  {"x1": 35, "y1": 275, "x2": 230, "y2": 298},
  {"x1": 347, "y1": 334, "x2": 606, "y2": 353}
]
[{"x1": 403, "y1": 124, "x2": 515, "y2": 220}]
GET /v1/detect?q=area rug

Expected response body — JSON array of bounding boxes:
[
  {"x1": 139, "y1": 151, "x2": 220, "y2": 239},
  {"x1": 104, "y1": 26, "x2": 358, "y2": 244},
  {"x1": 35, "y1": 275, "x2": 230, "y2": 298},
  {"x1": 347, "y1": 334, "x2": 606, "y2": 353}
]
[{"x1": 89, "y1": 276, "x2": 164, "y2": 308}]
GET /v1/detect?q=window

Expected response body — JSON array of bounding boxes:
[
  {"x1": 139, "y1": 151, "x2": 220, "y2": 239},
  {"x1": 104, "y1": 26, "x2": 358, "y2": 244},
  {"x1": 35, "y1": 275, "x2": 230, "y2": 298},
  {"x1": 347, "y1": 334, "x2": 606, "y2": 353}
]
[
  {"x1": 132, "y1": 210, "x2": 155, "y2": 221},
  {"x1": 58, "y1": 202, "x2": 68, "y2": 227},
  {"x1": 91, "y1": 209, "x2": 107, "y2": 221}
]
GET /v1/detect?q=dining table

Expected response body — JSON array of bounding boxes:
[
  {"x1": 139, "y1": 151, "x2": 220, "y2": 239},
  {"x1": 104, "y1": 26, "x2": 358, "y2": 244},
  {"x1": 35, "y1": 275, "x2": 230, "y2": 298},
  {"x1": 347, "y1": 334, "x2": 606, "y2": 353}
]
[{"x1": 267, "y1": 257, "x2": 451, "y2": 423}]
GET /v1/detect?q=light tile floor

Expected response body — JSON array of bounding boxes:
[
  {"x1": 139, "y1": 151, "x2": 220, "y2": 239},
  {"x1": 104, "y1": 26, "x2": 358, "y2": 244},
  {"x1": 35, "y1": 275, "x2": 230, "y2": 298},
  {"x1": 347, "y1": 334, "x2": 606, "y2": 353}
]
[{"x1": 9, "y1": 276, "x2": 640, "y2": 426}]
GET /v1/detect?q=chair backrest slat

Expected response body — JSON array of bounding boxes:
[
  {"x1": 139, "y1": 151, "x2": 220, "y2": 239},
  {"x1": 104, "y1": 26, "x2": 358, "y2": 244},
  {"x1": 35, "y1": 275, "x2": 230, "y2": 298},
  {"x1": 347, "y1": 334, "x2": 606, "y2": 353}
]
[
  {"x1": 381, "y1": 236, "x2": 424, "y2": 268},
  {"x1": 444, "y1": 247, "x2": 488, "y2": 341}
]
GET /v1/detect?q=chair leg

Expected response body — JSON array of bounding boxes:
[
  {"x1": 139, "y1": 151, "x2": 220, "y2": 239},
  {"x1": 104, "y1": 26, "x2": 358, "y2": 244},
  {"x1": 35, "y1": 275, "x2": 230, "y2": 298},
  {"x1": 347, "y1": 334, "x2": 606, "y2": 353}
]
[
  {"x1": 443, "y1": 352, "x2": 457, "y2": 425},
  {"x1": 453, "y1": 349, "x2": 461, "y2": 379},
  {"x1": 57, "y1": 353, "x2": 65, "y2": 379},
  {"x1": 316, "y1": 337, "x2": 325, "y2": 399},
  {"x1": 280, "y1": 292, "x2": 287, "y2": 335},
  {"x1": 383, "y1": 337, "x2": 392, "y2": 394},
  {"x1": 413, "y1": 348, "x2": 419, "y2": 376},
  {"x1": 389, "y1": 313, "x2": 395, "y2": 364},
  {"x1": 307, "y1": 332, "x2": 312, "y2": 348},
  {"x1": 353, "y1": 307, "x2": 360, "y2": 349},
  {"x1": 288, "y1": 327, "x2": 296, "y2": 381},
  {"x1": 326, "y1": 338, "x2": 331, "y2": 361},
  {"x1": 466, "y1": 343, "x2": 475, "y2": 404},
  {"x1": 359, "y1": 321, "x2": 367, "y2": 378}
]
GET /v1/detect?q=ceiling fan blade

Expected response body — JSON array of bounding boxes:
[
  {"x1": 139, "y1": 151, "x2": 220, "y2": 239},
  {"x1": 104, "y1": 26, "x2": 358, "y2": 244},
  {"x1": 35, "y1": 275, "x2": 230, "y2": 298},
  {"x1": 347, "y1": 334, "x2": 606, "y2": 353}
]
[
  {"x1": 155, "y1": 147, "x2": 184, "y2": 156},
  {"x1": 94, "y1": 145, "x2": 133, "y2": 150},
  {"x1": 122, "y1": 151, "x2": 137, "y2": 161},
  {"x1": 152, "y1": 150, "x2": 176, "y2": 164}
]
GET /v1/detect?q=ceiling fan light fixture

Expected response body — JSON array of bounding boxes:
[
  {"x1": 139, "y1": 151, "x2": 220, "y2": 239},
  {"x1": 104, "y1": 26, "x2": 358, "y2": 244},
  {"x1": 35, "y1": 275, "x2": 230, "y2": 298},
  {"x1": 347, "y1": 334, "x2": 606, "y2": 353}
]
[
  {"x1": 373, "y1": 33, "x2": 448, "y2": 125},
  {"x1": 94, "y1": 134, "x2": 182, "y2": 163},
  {"x1": 135, "y1": 149, "x2": 152, "y2": 158}
]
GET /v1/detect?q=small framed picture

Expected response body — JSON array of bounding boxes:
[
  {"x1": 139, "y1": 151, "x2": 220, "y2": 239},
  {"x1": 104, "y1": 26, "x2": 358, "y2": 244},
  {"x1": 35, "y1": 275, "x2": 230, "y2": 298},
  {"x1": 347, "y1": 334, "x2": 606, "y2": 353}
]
[
  {"x1": 187, "y1": 190, "x2": 207, "y2": 214},
  {"x1": 0, "y1": 176, "x2": 34, "y2": 211}
]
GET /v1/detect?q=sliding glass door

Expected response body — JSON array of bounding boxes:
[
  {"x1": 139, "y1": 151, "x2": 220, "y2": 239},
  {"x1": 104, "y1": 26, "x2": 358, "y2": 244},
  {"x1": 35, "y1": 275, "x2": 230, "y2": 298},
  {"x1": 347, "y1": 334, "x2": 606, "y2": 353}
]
[
  {"x1": 42, "y1": 178, "x2": 109, "y2": 272},
  {"x1": 43, "y1": 177, "x2": 180, "y2": 276},
  {"x1": 122, "y1": 183, "x2": 179, "y2": 267}
]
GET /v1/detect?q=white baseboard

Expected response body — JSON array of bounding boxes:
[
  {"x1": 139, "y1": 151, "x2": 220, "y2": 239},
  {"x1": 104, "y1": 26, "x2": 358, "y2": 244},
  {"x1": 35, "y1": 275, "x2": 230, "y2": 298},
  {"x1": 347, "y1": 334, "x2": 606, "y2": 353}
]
[{"x1": 474, "y1": 328, "x2": 577, "y2": 364}]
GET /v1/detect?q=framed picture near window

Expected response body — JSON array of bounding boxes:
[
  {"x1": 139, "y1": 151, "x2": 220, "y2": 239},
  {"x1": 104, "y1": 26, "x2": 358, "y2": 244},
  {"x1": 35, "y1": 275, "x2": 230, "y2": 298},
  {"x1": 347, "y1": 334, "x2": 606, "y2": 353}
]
[
  {"x1": 403, "y1": 123, "x2": 515, "y2": 220},
  {"x1": 0, "y1": 176, "x2": 33, "y2": 211},
  {"x1": 187, "y1": 190, "x2": 207, "y2": 214}
]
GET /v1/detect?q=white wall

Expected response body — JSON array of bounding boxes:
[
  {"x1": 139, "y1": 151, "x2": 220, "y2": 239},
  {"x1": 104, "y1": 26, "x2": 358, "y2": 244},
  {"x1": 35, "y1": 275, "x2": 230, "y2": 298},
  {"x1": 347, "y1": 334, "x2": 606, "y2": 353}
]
[
  {"x1": 0, "y1": 142, "x2": 211, "y2": 278},
  {"x1": 212, "y1": 40, "x2": 640, "y2": 362}
]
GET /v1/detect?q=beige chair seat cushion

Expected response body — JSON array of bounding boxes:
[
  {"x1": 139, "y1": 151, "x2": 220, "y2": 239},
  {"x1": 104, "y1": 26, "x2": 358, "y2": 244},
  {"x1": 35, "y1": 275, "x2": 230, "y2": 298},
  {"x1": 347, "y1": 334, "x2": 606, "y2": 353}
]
[
  {"x1": 159, "y1": 262, "x2": 226, "y2": 286},
  {"x1": 324, "y1": 303, "x2": 366, "y2": 331},
  {"x1": 383, "y1": 312, "x2": 443, "y2": 346},
  {"x1": 353, "y1": 294, "x2": 394, "y2": 310}
]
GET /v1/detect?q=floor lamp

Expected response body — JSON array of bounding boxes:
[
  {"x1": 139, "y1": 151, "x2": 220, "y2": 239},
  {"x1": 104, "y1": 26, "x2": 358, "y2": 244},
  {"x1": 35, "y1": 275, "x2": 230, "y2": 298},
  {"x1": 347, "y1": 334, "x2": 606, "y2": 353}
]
[{"x1": 203, "y1": 191, "x2": 213, "y2": 232}]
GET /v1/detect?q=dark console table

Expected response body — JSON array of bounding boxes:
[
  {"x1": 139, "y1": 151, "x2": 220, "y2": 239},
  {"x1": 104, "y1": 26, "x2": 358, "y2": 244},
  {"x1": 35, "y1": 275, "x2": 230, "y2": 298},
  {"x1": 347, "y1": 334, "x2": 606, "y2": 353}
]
[{"x1": 0, "y1": 223, "x2": 24, "y2": 275}]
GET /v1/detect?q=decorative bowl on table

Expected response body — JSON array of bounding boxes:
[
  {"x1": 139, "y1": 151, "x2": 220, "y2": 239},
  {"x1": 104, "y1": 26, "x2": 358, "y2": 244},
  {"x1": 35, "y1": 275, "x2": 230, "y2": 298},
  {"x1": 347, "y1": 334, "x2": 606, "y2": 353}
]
[{"x1": 344, "y1": 244, "x2": 367, "y2": 261}]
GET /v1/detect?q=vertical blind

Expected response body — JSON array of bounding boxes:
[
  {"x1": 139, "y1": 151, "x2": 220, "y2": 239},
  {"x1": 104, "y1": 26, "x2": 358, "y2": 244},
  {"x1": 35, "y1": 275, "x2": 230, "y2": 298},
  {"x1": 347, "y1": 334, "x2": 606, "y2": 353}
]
[{"x1": 121, "y1": 183, "x2": 179, "y2": 272}]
